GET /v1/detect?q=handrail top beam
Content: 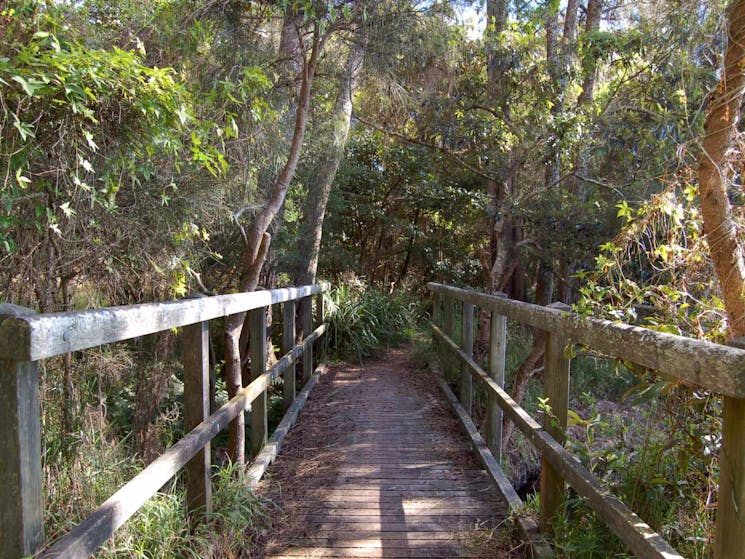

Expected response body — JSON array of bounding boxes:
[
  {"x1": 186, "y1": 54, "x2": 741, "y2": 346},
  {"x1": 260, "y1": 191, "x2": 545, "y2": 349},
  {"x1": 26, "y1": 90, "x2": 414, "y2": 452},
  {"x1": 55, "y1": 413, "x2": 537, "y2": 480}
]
[
  {"x1": 0, "y1": 283, "x2": 327, "y2": 361},
  {"x1": 428, "y1": 282, "x2": 745, "y2": 397}
]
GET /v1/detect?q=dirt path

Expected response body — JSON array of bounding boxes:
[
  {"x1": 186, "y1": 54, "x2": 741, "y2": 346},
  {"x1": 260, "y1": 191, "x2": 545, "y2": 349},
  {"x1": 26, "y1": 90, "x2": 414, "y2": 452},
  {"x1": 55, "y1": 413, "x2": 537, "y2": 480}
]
[{"x1": 257, "y1": 348, "x2": 508, "y2": 558}]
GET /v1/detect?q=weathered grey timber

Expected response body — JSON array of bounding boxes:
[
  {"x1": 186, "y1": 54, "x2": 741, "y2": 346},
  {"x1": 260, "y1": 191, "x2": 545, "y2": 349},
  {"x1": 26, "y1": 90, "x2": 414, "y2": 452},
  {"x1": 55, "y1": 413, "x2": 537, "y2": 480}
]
[
  {"x1": 0, "y1": 304, "x2": 43, "y2": 559},
  {"x1": 459, "y1": 302, "x2": 474, "y2": 415},
  {"x1": 428, "y1": 282, "x2": 745, "y2": 397},
  {"x1": 246, "y1": 364, "x2": 327, "y2": 488},
  {"x1": 714, "y1": 337, "x2": 745, "y2": 559},
  {"x1": 249, "y1": 306, "x2": 268, "y2": 458},
  {"x1": 540, "y1": 302, "x2": 571, "y2": 532},
  {"x1": 0, "y1": 284, "x2": 325, "y2": 361},
  {"x1": 432, "y1": 324, "x2": 684, "y2": 559},
  {"x1": 261, "y1": 351, "x2": 508, "y2": 559},
  {"x1": 302, "y1": 299, "x2": 314, "y2": 383},
  {"x1": 38, "y1": 323, "x2": 326, "y2": 559},
  {"x1": 283, "y1": 301, "x2": 296, "y2": 410},
  {"x1": 485, "y1": 301, "x2": 507, "y2": 460},
  {"x1": 183, "y1": 311, "x2": 212, "y2": 519},
  {"x1": 443, "y1": 295, "x2": 455, "y2": 378},
  {"x1": 435, "y1": 373, "x2": 554, "y2": 559}
]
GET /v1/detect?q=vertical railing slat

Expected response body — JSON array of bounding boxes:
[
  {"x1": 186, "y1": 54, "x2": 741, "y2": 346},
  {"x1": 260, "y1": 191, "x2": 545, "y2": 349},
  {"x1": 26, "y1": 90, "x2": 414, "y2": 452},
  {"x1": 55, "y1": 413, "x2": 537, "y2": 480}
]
[
  {"x1": 460, "y1": 302, "x2": 475, "y2": 416},
  {"x1": 302, "y1": 298, "x2": 313, "y2": 384},
  {"x1": 183, "y1": 309, "x2": 212, "y2": 520},
  {"x1": 443, "y1": 296, "x2": 455, "y2": 378},
  {"x1": 715, "y1": 337, "x2": 745, "y2": 559},
  {"x1": 283, "y1": 301, "x2": 296, "y2": 411},
  {"x1": 0, "y1": 305, "x2": 43, "y2": 558},
  {"x1": 249, "y1": 306, "x2": 268, "y2": 458},
  {"x1": 486, "y1": 299, "x2": 507, "y2": 461},
  {"x1": 539, "y1": 301, "x2": 571, "y2": 532}
]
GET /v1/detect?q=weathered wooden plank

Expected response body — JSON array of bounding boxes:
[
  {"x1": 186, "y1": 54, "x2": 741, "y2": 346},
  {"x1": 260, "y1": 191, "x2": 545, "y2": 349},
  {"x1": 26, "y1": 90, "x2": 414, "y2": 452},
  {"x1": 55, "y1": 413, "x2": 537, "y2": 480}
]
[
  {"x1": 431, "y1": 292, "x2": 442, "y2": 327},
  {"x1": 249, "y1": 306, "x2": 268, "y2": 459},
  {"x1": 0, "y1": 305, "x2": 43, "y2": 559},
  {"x1": 315, "y1": 291, "x2": 325, "y2": 358},
  {"x1": 435, "y1": 372, "x2": 554, "y2": 559},
  {"x1": 428, "y1": 282, "x2": 745, "y2": 397},
  {"x1": 38, "y1": 324, "x2": 326, "y2": 559},
  {"x1": 459, "y1": 302, "x2": 474, "y2": 416},
  {"x1": 443, "y1": 296, "x2": 455, "y2": 380},
  {"x1": 0, "y1": 284, "x2": 326, "y2": 361},
  {"x1": 283, "y1": 301, "x2": 297, "y2": 410},
  {"x1": 303, "y1": 297, "x2": 314, "y2": 383},
  {"x1": 540, "y1": 302, "x2": 571, "y2": 533},
  {"x1": 485, "y1": 304, "x2": 507, "y2": 461},
  {"x1": 268, "y1": 549, "x2": 475, "y2": 559},
  {"x1": 714, "y1": 337, "x2": 745, "y2": 559},
  {"x1": 183, "y1": 316, "x2": 211, "y2": 520},
  {"x1": 247, "y1": 366, "x2": 324, "y2": 487},
  {"x1": 432, "y1": 324, "x2": 684, "y2": 559}
]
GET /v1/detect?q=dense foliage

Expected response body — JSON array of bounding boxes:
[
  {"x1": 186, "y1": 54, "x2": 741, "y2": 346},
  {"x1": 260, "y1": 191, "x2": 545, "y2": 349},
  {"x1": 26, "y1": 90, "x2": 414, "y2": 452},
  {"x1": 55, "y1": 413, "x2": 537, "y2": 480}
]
[{"x1": 3, "y1": 0, "x2": 745, "y2": 556}]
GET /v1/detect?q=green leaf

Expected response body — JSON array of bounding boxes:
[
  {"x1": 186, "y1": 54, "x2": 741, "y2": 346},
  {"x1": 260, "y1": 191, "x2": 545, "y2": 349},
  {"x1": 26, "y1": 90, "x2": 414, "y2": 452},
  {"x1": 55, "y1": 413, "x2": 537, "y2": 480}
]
[
  {"x1": 12, "y1": 116, "x2": 35, "y2": 142},
  {"x1": 15, "y1": 168, "x2": 31, "y2": 189}
]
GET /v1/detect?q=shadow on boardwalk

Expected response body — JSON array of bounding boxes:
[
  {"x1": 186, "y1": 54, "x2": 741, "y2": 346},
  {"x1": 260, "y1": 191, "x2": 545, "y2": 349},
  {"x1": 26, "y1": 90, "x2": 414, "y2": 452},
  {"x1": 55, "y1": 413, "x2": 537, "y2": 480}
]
[{"x1": 257, "y1": 348, "x2": 510, "y2": 558}]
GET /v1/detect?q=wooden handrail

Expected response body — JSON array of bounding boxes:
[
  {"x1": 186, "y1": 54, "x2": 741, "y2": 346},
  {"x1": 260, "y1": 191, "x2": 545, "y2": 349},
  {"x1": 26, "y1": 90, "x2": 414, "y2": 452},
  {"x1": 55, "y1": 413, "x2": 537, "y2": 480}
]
[
  {"x1": 39, "y1": 325, "x2": 325, "y2": 559},
  {"x1": 428, "y1": 283, "x2": 745, "y2": 559},
  {"x1": 428, "y1": 282, "x2": 745, "y2": 398},
  {"x1": 0, "y1": 284, "x2": 325, "y2": 361},
  {"x1": 0, "y1": 284, "x2": 329, "y2": 559},
  {"x1": 433, "y1": 324, "x2": 681, "y2": 559}
]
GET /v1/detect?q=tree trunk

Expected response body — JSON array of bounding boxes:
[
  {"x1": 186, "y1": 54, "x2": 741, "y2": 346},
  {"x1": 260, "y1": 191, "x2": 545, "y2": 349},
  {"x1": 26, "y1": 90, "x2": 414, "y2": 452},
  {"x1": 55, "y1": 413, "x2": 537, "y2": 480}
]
[
  {"x1": 223, "y1": 19, "x2": 325, "y2": 466},
  {"x1": 502, "y1": 263, "x2": 554, "y2": 450},
  {"x1": 578, "y1": 0, "x2": 603, "y2": 106},
  {"x1": 698, "y1": 0, "x2": 745, "y2": 338},
  {"x1": 294, "y1": 40, "x2": 365, "y2": 285}
]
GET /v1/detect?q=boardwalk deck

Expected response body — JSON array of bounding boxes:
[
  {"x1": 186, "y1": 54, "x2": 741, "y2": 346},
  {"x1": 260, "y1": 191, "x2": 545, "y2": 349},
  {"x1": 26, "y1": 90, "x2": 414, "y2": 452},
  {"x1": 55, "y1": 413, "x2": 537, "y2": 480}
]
[{"x1": 258, "y1": 350, "x2": 508, "y2": 558}]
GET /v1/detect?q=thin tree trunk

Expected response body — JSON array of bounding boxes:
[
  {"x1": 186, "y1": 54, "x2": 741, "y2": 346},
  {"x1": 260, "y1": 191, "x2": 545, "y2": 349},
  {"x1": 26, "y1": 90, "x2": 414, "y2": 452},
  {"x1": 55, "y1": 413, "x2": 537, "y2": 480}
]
[
  {"x1": 223, "y1": 19, "x2": 325, "y2": 466},
  {"x1": 502, "y1": 263, "x2": 554, "y2": 450},
  {"x1": 294, "y1": 40, "x2": 365, "y2": 285},
  {"x1": 699, "y1": 0, "x2": 745, "y2": 337}
]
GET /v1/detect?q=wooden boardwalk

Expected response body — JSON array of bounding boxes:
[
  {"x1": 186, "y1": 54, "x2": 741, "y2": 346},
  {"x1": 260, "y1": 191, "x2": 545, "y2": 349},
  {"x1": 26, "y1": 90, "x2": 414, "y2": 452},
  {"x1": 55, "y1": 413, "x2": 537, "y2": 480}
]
[{"x1": 259, "y1": 350, "x2": 508, "y2": 558}]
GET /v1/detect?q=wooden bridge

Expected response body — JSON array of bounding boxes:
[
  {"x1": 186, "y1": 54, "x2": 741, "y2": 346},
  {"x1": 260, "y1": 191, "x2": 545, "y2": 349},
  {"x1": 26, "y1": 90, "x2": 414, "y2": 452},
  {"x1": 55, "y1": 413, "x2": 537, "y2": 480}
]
[{"x1": 3, "y1": 283, "x2": 745, "y2": 558}]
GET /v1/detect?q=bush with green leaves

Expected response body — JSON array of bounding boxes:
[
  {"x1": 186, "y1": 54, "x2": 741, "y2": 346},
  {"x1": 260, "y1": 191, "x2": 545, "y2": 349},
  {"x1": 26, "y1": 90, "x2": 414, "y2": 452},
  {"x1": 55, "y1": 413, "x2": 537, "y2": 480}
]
[{"x1": 324, "y1": 279, "x2": 418, "y2": 361}]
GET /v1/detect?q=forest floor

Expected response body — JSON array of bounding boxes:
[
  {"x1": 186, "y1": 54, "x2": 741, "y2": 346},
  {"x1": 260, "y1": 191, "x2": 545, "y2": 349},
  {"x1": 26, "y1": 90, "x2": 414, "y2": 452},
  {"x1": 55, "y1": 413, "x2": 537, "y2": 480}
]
[{"x1": 255, "y1": 348, "x2": 523, "y2": 558}]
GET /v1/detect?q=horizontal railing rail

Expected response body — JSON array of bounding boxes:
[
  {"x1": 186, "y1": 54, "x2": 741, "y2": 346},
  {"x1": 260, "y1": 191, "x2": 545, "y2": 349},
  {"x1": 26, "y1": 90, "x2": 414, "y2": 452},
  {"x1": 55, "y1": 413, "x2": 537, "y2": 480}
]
[
  {"x1": 428, "y1": 282, "x2": 745, "y2": 398},
  {"x1": 1, "y1": 284, "x2": 328, "y2": 559},
  {"x1": 428, "y1": 282, "x2": 745, "y2": 559},
  {"x1": 0, "y1": 285, "x2": 324, "y2": 361}
]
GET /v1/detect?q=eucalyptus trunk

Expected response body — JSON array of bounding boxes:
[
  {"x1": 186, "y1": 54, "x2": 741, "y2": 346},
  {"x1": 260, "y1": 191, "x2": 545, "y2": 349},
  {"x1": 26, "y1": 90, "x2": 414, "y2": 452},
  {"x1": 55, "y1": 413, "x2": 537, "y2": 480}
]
[
  {"x1": 223, "y1": 17, "x2": 325, "y2": 466},
  {"x1": 294, "y1": 41, "x2": 365, "y2": 285}
]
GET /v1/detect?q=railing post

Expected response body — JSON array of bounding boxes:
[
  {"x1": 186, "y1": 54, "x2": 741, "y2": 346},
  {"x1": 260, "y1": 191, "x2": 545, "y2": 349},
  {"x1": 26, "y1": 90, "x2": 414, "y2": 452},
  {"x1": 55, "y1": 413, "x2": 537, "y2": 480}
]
[
  {"x1": 714, "y1": 337, "x2": 745, "y2": 559},
  {"x1": 432, "y1": 292, "x2": 442, "y2": 327},
  {"x1": 302, "y1": 297, "x2": 313, "y2": 384},
  {"x1": 283, "y1": 300, "x2": 296, "y2": 411},
  {"x1": 443, "y1": 296, "x2": 455, "y2": 375},
  {"x1": 540, "y1": 301, "x2": 572, "y2": 533},
  {"x1": 315, "y1": 290, "x2": 325, "y2": 359},
  {"x1": 249, "y1": 306, "x2": 268, "y2": 458},
  {"x1": 183, "y1": 296, "x2": 211, "y2": 521},
  {"x1": 485, "y1": 295, "x2": 507, "y2": 461},
  {"x1": 0, "y1": 305, "x2": 43, "y2": 558},
  {"x1": 460, "y1": 302, "x2": 475, "y2": 415}
]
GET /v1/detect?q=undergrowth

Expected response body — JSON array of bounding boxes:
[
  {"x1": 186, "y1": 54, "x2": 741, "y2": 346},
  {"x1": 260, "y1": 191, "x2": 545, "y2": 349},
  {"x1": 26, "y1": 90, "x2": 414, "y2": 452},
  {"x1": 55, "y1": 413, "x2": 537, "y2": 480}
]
[
  {"x1": 40, "y1": 343, "x2": 273, "y2": 558},
  {"x1": 323, "y1": 278, "x2": 418, "y2": 361}
]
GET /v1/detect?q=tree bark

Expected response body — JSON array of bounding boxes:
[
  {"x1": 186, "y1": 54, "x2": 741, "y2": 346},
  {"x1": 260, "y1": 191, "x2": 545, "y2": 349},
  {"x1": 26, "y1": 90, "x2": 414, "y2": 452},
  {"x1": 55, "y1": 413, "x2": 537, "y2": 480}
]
[
  {"x1": 484, "y1": 0, "x2": 515, "y2": 296},
  {"x1": 294, "y1": 40, "x2": 365, "y2": 285},
  {"x1": 502, "y1": 263, "x2": 554, "y2": 450},
  {"x1": 578, "y1": 0, "x2": 603, "y2": 106},
  {"x1": 223, "y1": 18, "x2": 325, "y2": 465},
  {"x1": 699, "y1": 0, "x2": 745, "y2": 338}
]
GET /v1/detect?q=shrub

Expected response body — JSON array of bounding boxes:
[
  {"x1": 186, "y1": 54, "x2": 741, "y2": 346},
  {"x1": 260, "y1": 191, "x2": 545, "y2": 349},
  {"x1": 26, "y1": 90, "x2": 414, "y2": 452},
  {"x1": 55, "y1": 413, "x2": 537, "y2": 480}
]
[{"x1": 324, "y1": 279, "x2": 417, "y2": 361}]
